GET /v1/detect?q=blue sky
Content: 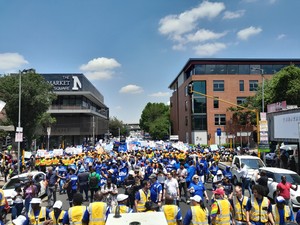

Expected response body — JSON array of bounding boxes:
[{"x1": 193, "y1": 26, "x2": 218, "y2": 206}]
[{"x1": 0, "y1": 0, "x2": 299, "y2": 123}]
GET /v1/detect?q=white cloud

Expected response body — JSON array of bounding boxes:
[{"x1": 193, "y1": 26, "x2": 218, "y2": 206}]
[
  {"x1": 193, "y1": 42, "x2": 226, "y2": 56},
  {"x1": 79, "y1": 57, "x2": 121, "y2": 80},
  {"x1": 237, "y1": 26, "x2": 262, "y2": 40},
  {"x1": 115, "y1": 106, "x2": 122, "y2": 110},
  {"x1": 186, "y1": 29, "x2": 227, "y2": 43},
  {"x1": 223, "y1": 10, "x2": 245, "y2": 20},
  {"x1": 149, "y1": 92, "x2": 171, "y2": 97},
  {"x1": 158, "y1": 1, "x2": 225, "y2": 38},
  {"x1": 277, "y1": 34, "x2": 286, "y2": 40},
  {"x1": 119, "y1": 84, "x2": 143, "y2": 94},
  {"x1": 0, "y1": 53, "x2": 28, "y2": 71}
]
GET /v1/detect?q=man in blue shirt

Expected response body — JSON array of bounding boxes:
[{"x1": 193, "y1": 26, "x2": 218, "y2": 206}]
[{"x1": 149, "y1": 173, "x2": 163, "y2": 207}]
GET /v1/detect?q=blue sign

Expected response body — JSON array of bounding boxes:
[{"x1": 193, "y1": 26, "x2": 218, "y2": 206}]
[{"x1": 217, "y1": 128, "x2": 221, "y2": 136}]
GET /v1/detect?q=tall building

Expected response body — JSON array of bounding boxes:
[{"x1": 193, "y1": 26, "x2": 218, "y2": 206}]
[
  {"x1": 41, "y1": 73, "x2": 109, "y2": 147},
  {"x1": 169, "y1": 58, "x2": 300, "y2": 146}
]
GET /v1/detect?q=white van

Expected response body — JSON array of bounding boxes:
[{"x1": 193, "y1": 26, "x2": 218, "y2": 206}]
[{"x1": 280, "y1": 144, "x2": 298, "y2": 163}]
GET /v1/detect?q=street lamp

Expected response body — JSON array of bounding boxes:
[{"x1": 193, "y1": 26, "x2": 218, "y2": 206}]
[{"x1": 17, "y1": 69, "x2": 34, "y2": 174}]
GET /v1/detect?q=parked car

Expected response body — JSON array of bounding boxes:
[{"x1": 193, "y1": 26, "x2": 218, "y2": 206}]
[
  {"x1": 252, "y1": 167, "x2": 300, "y2": 208},
  {"x1": 2, "y1": 171, "x2": 47, "y2": 206},
  {"x1": 219, "y1": 155, "x2": 266, "y2": 185}
]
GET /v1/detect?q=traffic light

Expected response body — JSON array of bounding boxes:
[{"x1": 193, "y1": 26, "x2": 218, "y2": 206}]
[{"x1": 188, "y1": 83, "x2": 193, "y2": 95}]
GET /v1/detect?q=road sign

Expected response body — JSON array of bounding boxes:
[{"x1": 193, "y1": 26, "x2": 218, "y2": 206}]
[
  {"x1": 15, "y1": 132, "x2": 23, "y2": 142},
  {"x1": 217, "y1": 128, "x2": 221, "y2": 136}
]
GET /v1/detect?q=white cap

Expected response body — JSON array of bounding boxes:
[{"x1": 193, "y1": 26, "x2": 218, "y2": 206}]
[
  {"x1": 128, "y1": 170, "x2": 134, "y2": 175},
  {"x1": 190, "y1": 195, "x2": 202, "y2": 203},
  {"x1": 192, "y1": 174, "x2": 199, "y2": 180},
  {"x1": 117, "y1": 194, "x2": 129, "y2": 202},
  {"x1": 217, "y1": 170, "x2": 223, "y2": 175},
  {"x1": 276, "y1": 196, "x2": 285, "y2": 203},
  {"x1": 108, "y1": 169, "x2": 114, "y2": 173},
  {"x1": 30, "y1": 198, "x2": 41, "y2": 204},
  {"x1": 12, "y1": 215, "x2": 26, "y2": 225},
  {"x1": 53, "y1": 200, "x2": 63, "y2": 209}
]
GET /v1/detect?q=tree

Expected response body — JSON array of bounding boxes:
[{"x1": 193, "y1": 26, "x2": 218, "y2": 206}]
[
  {"x1": 0, "y1": 71, "x2": 56, "y2": 148},
  {"x1": 140, "y1": 102, "x2": 170, "y2": 140},
  {"x1": 109, "y1": 116, "x2": 126, "y2": 138}
]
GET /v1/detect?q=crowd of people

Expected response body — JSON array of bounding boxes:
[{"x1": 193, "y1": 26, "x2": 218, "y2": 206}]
[{"x1": 1, "y1": 146, "x2": 300, "y2": 225}]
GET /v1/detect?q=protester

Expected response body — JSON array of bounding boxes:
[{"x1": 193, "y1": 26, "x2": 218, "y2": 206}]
[
  {"x1": 277, "y1": 175, "x2": 298, "y2": 209},
  {"x1": 272, "y1": 196, "x2": 292, "y2": 225},
  {"x1": 183, "y1": 195, "x2": 209, "y2": 225},
  {"x1": 24, "y1": 198, "x2": 51, "y2": 225},
  {"x1": 210, "y1": 188, "x2": 232, "y2": 225},
  {"x1": 111, "y1": 194, "x2": 133, "y2": 214},
  {"x1": 232, "y1": 185, "x2": 248, "y2": 225},
  {"x1": 49, "y1": 200, "x2": 66, "y2": 225},
  {"x1": 162, "y1": 195, "x2": 183, "y2": 225},
  {"x1": 135, "y1": 180, "x2": 151, "y2": 212},
  {"x1": 62, "y1": 193, "x2": 87, "y2": 225},
  {"x1": 46, "y1": 167, "x2": 59, "y2": 208}
]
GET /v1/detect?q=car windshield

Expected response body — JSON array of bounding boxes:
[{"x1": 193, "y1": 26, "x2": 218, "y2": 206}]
[
  {"x1": 273, "y1": 173, "x2": 300, "y2": 185},
  {"x1": 3, "y1": 177, "x2": 28, "y2": 190},
  {"x1": 241, "y1": 158, "x2": 264, "y2": 169}
]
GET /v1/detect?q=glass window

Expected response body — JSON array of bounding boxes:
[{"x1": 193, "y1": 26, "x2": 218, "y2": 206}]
[
  {"x1": 185, "y1": 101, "x2": 188, "y2": 111},
  {"x1": 206, "y1": 65, "x2": 217, "y2": 74},
  {"x1": 195, "y1": 65, "x2": 206, "y2": 74},
  {"x1": 215, "y1": 65, "x2": 227, "y2": 74},
  {"x1": 215, "y1": 114, "x2": 226, "y2": 125},
  {"x1": 192, "y1": 115, "x2": 207, "y2": 130},
  {"x1": 250, "y1": 65, "x2": 262, "y2": 74},
  {"x1": 261, "y1": 65, "x2": 273, "y2": 74},
  {"x1": 249, "y1": 80, "x2": 258, "y2": 91},
  {"x1": 273, "y1": 65, "x2": 285, "y2": 73},
  {"x1": 227, "y1": 65, "x2": 239, "y2": 74},
  {"x1": 193, "y1": 81, "x2": 206, "y2": 96},
  {"x1": 193, "y1": 98, "x2": 206, "y2": 113},
  {"x1": 237, "y1": 97, "x2": 247, "y2": 105},
  {"x1": 185, "y1": 116, "x2": 188, "y2": 126},
  {"x1": 214, "y1": 97, "x2": 219, "y2": 108},
  {"x1": 239, "y1": 80, "x2": 244, "y2": 91},
  {"x1": 213, "y1": 80, "x2": 224, "y2": 91},
  {"x1": 239, "y1": 65, "x2": 250, "y2": 74}
]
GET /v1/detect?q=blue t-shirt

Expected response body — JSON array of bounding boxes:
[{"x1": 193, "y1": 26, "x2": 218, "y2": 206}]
[
  {"x1": 186, "y1": 166, "x2": 196, "y2": 182},
  {"x1": 150, "y1": 181, "x2": 162, "y2": 203},
  {"x1": 296, "y1": 209, "x2": 300, "y2": 224},
  {"x1": 188, "y1": 181, "x2": 205, "y2": 198}
]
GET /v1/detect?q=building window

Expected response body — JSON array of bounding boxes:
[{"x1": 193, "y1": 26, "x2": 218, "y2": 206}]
[
  {"x1": 195, "y1": 65, "x2": 206, "y2": 74},
  {"x1": 193, "y1": 98, "x2": 206, "y2": 113},
  {"x1": 215, "y1": 114, "x2": 226, "y2": 125},
  {"x1": 185, "y1": 101, "x2": 188, "y2": 111},
  {"x1": 192, "y1": 115, "x2": 207, "y2": 130},
  {"x1": 239, "y1": 80, "x2": 244, "y2": 91},
  {"x1": 214, "y1": 97, "x2": 219, "y2": 108},
  {"x1": 213, "y1": 80, "x2": 224, "y2": 91},
  {"x1": 206, "y1": 65, "x2": 217, "y2": 74},
  {"x1": 193, "y1": 81, "x2": 206, "y2": 95},
  {"x1": 239, "y1": 65, "x2": 250, "y2": 74},
  {"x1": 237, "y1": 97, "x2": 247, "y2": 105},
  {"x1": 185, "y1": 116, "x2": 188, "y2": 126},
  {"x1": 249, "y1": 80, "x2": 258, "y2": 91},
  {"x1": 228, "y1": 65, "x2": 238, "y2": 74}
]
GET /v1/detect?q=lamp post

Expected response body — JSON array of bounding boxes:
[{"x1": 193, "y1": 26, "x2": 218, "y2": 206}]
[
  {"x1": 47, "y1": 127, "x2": 51, "y2": 150},
  {"x1": 16, "y1": 69, "x2": 34, "y2": 174}
]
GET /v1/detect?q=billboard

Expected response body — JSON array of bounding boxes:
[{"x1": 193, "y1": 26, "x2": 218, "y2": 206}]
[{"x1": 274, "y1": 112, "x2": 300, "y2": 139}]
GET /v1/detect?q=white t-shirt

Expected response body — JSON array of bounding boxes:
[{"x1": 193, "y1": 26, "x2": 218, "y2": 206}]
[{"x1": 164, "y1": 177, "x2": 179, "y2": 197}]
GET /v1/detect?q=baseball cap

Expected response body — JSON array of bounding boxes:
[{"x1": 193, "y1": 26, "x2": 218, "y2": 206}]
[
  {"x1": 30, "y1": 198, "x2": 42, "y2": 204},
  {"x1": 190, "y1": 195, "x2": 202, "y2": 203},
  {"x1": 192, "y1": 174, "x2": 199, "y2": 180},
  {"x1": 149, "y1": 174, "x2": 157, "y2": 179},
  {"x1": 276, "y1": 196, "x2": 285, "y2": 203},
  {"x1": 53, "y1": 200, "x2": 63, "y2": 209},
  {"x1": 213, "y1": 188, "x2": 225, "y2": 196},
  {"x1": 117, "y1": 194, "x2": 129, "y2": 202}
]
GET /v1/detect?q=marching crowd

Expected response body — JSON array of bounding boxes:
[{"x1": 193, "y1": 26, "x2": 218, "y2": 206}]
[{"x1": 1, "y1": 146, "x2": 300, "y2": 225}]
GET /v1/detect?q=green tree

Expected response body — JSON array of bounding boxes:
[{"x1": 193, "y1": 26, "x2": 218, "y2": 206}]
[
  {"x1": 0, "y1": 70, "x2": 56, "y2": 148},
  {"x1": 109, "y1": 116, "x2": 126, "y2": 137},
  {"x1": 140, "y1": 102, "x2": 170, "y2": 140}
]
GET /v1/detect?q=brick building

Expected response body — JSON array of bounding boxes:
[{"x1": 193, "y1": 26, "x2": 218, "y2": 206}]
[{"x1": 169, "y1": 58, "x2": 300, "y2": 146}]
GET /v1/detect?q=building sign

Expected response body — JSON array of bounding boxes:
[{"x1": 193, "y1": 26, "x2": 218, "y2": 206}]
[
  {"x1": 259, "y1": 112, "x2": 270, "y2": 152},
  {"x1": 47, "y1": 75, "x2": 82, "y2": 91},
  {"x1": 267, "y1": 101, "x2": 287, "y2": 113}
]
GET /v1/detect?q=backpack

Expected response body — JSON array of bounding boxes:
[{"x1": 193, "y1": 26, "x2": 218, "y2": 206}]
[{"x1": 89, "y1": 173, "x2": 98, "y2": 187}]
